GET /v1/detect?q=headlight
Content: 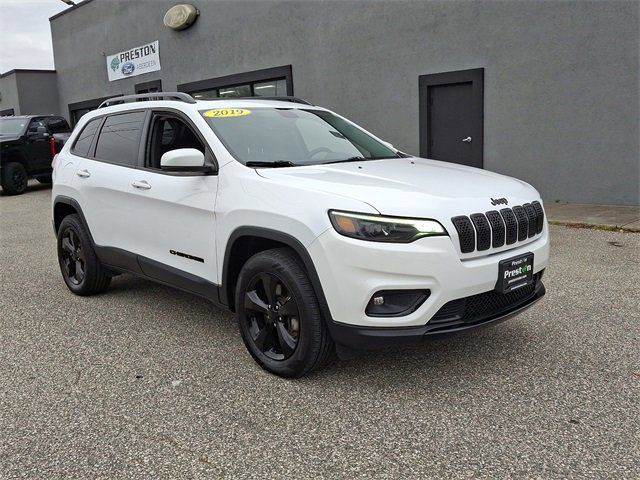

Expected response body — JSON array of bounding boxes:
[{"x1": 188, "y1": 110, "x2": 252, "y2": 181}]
[{"x1": 329, "y1": 210, "x2": 447, "y2": 243}]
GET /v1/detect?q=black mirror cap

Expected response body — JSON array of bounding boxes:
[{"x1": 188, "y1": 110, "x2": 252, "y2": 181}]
[{"x1": 160, "y1": 164, "x2": 216, "y2": 174}]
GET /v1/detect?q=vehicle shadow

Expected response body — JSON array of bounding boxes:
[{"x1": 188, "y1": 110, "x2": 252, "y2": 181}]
[
  {"x1": 0, "y1": 180, "x2": 51, "y2": 196},
  {"x1": 103, "y1": 273, "x2": 536, "y2": 389}
]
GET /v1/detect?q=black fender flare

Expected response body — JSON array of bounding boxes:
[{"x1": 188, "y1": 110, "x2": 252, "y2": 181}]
[
  {"x1": 222, "y1": 226, "x2": 334, "y2": 323},
  {"x1": 52, "y1": 195, "x2": 96, "y2": 246}
]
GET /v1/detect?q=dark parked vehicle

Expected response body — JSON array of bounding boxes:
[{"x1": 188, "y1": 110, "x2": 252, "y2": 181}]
[{"x1": 0, "y1": 115, "x2": 71, "y2": 195}]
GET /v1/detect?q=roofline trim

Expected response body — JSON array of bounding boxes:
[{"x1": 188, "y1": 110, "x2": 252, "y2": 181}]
[
  {"x1": 49, "y1": 0, "x2": 96, "y2": 22},
  {"x1": 0, "y1": 69, "x2": 56, "y2": 78}
]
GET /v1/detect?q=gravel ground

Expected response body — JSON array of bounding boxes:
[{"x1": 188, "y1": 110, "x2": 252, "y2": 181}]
[{"x1": 1, "y1": 184, "x2": 639, "y2": 479}]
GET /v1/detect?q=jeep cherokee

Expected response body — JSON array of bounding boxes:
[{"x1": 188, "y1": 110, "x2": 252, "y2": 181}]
[{"x1": 52, "y1": 93, "x2": 549, "y2": 377}]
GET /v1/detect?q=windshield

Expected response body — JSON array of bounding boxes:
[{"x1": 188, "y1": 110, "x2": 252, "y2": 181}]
[
  {"x1": 0, "y1": 118, "x2": 28, "y2": 135},
  {"x1": 200, "y1": 107, "x2": 398, "y2": 165}
]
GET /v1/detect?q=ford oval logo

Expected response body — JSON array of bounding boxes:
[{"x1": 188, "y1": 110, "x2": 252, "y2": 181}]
[{"x1": 121, "y1": 62, "x2": 135, "y2": 76}]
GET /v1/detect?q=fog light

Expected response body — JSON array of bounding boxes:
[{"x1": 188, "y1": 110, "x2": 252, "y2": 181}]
[{"x1": 365, "y1": 290, "x2": 430, "y2": 317}]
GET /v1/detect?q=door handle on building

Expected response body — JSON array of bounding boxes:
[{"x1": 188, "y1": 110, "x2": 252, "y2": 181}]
[
  {"x1": 76, "y1": 169, "x2": 91, "y2": 178},
  {"x1": 462, "y1": 137, "x2": 472, "y2": 143},
  {"x1": 132, "y1": 180, "x2": 151, "y2": 190}
]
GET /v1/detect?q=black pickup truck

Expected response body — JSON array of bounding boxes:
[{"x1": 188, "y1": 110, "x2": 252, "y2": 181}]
[{"x1": 0, "y1": 115, "x2": 71, "y2": 195}]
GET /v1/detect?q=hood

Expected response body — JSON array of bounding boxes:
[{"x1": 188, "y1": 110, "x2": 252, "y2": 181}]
[{"x1": 256, "y1": 157, "x2": 541, "y2": 218}]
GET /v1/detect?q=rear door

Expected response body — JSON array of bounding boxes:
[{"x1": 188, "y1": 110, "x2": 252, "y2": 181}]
[
  {"x1": 124, "y1": 110, "x2": 219, "y2": 284},
  {"x1": 72, "y1": 110, "x2": 147, "y2": 260}
]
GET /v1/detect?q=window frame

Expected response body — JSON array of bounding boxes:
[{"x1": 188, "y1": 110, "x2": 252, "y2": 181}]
[
  {"x1": 141, "y1": 108, "x2": 218, "y2": 176},
  {"x1": 177, "y1": 65, "x2": 293, "y2": 99},
  {"x1": 77, "y1": 109, "x2": 148, "y2": 168}
]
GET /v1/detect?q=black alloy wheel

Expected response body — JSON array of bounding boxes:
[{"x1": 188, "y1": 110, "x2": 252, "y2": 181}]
[
  {"x1": 60, "y1": 228, "x2": 86, "y2": 285},
  {"x1": 11, "y1": 168, "x2": 26, "y2": 192},
  {"x1": 56, "y1": 214, "x2": 111, "y2": 295},
  {"x1": 244, "y1": 272, "x2": 301, "y2": 360},
  {"x1": 1, "y1": 162, "x2": 28, "y2": 195}
]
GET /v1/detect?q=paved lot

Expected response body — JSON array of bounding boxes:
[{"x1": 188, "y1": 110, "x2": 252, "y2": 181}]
[{"x1": 1, "y1": 184, "x2": 639, "y2": 479}]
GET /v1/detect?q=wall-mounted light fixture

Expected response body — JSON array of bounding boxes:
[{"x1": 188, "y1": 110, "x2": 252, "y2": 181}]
[{"x1": 164, "y1": 4, "x2": 199, "y2": 30}]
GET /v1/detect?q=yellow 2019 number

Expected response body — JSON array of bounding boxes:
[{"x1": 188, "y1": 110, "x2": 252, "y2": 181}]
[{"x1": 203, "y1": 108, "x2": 251, "y2": 118}]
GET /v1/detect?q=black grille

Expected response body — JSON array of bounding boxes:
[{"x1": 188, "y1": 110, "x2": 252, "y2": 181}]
[
  {"x1": 523, "y1": 204, "x2": 537, "y2": 238},
  {"x1": 500, "y1": 208, "x2": 518, "y2": 245},
  {"x1": 430, "y1": 273, "x2": 541, "y2": 325},
  {"x1": 486, "y1": 210, "x2": 505, "y2": 248},
  {"x1": 470, "y1": 213, "x2": 491, "y2": 251},
  {"x1": 531, "y1": 201, "x2": 544, "y2": 234},
  {"x1": 512, "y1": 206, "x2": 529, "y2": 241},
  {"x1": 451, "y1": 216, "x2": 475, "y2": 253},
  {"x1": 451, "y1": 201, "x2": 545, "y2": 253}
]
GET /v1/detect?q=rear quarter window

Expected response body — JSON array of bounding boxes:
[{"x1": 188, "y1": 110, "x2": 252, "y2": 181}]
[{"x1": 71, "y1": 118, "x2": 102, "y2": 157}]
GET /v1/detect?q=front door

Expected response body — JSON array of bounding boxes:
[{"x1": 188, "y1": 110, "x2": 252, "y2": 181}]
[
  {"x1": 26, "y1": 118, "x2": 52, "y2": 171},
  {"x1": 127, "y1": 110, "x2": 219, "y2": 285},
  {"x1": 419, "y1": 68, "x2": 484, "y2": 168}
]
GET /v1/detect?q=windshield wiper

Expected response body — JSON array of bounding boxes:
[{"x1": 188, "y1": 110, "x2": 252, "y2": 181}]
[
  {"x1": 323, "y1": 156, "x2": 367, "y2": 165},
  {"x1": 323, "y1": 156, "x2": 398, "y2": 165},
  {"x1": 245, "y1": 161, "x2": 297, "y2": 168}
]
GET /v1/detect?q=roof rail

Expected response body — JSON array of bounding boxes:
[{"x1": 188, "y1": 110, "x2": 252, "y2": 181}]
[
  {"x1": 196, "y1": 96, "x2": 313, "y2": 106},
  {"x1": 98, "y1": 92, "x2": 196, "y2": 108}
]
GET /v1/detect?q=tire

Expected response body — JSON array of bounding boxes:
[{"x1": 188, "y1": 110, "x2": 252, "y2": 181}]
[
  {"x1": 36, "y1": 174, "x2": 53, "y2": 184},
  {"x1": 57, "y1": 214, "x2": 111, "y2": 295},
  {"x1": 236, "y1": 248, "x2": 335, "y2": 378},
  {"x1": 1, "y1": 162, "x2": 28, "y2": 195}
]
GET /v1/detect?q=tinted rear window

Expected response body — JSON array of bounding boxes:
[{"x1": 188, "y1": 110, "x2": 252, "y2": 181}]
[
  {"x1": 71, "y1": 118, "x2": 102, "y2": 157},
  {"x1": 94, "y1": 111, "x2": 145, "y2": 166},
  {"x1": 44, "y1": 117, "x2": 70, "y2": 134}
]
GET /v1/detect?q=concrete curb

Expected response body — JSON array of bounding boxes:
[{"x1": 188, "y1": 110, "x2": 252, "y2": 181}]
[{"x1": 548, "y1": 220, "x2": 640, "y2": 233}]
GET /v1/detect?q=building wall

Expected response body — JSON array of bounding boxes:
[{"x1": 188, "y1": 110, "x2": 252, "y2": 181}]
[
  {"x1": 0, "y1": 73, "x2": 21, "y2": 115},
  {"x1": 15, "y1": 71, "x2": 60, "y2": 115},
  {"x1": 51, "y1": 0, "x2": 640, "y2": 205},
  {"x1": 0, "y1": 70, "x2": 60, "y2": 116}
]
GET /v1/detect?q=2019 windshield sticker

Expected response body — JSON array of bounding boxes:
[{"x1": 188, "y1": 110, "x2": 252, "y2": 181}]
[{"x1": 203, "y1": 108, "x2": 251, "y2": 118}]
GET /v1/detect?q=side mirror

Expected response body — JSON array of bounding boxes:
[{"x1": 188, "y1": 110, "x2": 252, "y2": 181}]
[
  {"x1": 28, "y1": 126, "x2": 49, "y2": 138},
  {"x1": 160, "y1": 148, "x2": 211, "y2": 172}
]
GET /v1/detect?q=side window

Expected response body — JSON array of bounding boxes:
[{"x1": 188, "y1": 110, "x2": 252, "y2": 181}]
[
  {"x1": 44, "y1": 117, "x2": 70, "y2": 134},
  {"x1": 147, "y1": 114, "x2": 205, "y2": 169},
  {"x1": 94, "y1": 111, "x2": 146, "y2": 166},
  {"x1": 27, "y1": 119, "x2": 45, "y2": 133},
  {"x1": 71, "y1": 118, "x2": 102, "y2": 157}
]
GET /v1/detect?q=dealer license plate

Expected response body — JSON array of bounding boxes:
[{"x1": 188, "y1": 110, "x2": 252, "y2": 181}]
[{"x1": 497, "y1": 253, "x2": 534, "y2": 294}]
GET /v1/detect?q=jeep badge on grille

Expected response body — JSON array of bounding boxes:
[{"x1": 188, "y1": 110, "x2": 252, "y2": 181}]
[{"x1": 491, "y1": 197, "x2": 508, "y2": 206}]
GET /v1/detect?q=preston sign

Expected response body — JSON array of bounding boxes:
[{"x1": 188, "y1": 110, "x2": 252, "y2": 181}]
[{"x1": 106, "y1": 41, "x2": 161, "y2": 82}]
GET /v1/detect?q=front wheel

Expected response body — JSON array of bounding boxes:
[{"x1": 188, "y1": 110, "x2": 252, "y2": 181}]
[
  {"x1": 1, "y1": 162, "x2": 28, "y2": 195},
  {"x1": 236, "y1": 248, "x2": 334, "y2": 378},
  {"x1": 57, "y1": 214, "x2": 111, "y2": 295}
]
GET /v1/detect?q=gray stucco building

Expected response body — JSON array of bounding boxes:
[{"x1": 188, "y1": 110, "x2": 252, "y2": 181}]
[
  {"x1": 38, "y1": 0, "x2": 640, "y2": 205},
  {"x1": 0, "y1": 69, "x2": 60, "y2": 116}
]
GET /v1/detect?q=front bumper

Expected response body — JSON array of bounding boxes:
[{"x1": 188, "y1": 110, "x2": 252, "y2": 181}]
[
  {"x1": 308, "y1": 222, "x2": 550, "y2": 329},
  {"x1": 327, "y1": 278, "x2": 545, "y2": 350}
]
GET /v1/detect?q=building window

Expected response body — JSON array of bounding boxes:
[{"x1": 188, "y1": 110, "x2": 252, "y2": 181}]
[{"x1": 178, "y1": 65, "x2": 293, "y2": 99}]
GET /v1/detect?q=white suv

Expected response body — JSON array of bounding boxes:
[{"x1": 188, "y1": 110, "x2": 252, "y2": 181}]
[{"x1": 52, "y1": 93, "x2": 549, "y2": 377}]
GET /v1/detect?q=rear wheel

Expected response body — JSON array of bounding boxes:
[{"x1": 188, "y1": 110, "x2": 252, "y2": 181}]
[
  {"x1": 57, "y1": 214, "x2": 111, "y2": 295},
  {"x1": 236, "y1": 248, "x2": 334, "y2": 377},
  {"x1": 1, "y1": 162, "x2": 28, "y2": 195}
]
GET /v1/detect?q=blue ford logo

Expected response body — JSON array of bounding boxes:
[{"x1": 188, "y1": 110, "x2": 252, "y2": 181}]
[{"x1": 121, "y1": 62, "x2": 135, "y2": 75}]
